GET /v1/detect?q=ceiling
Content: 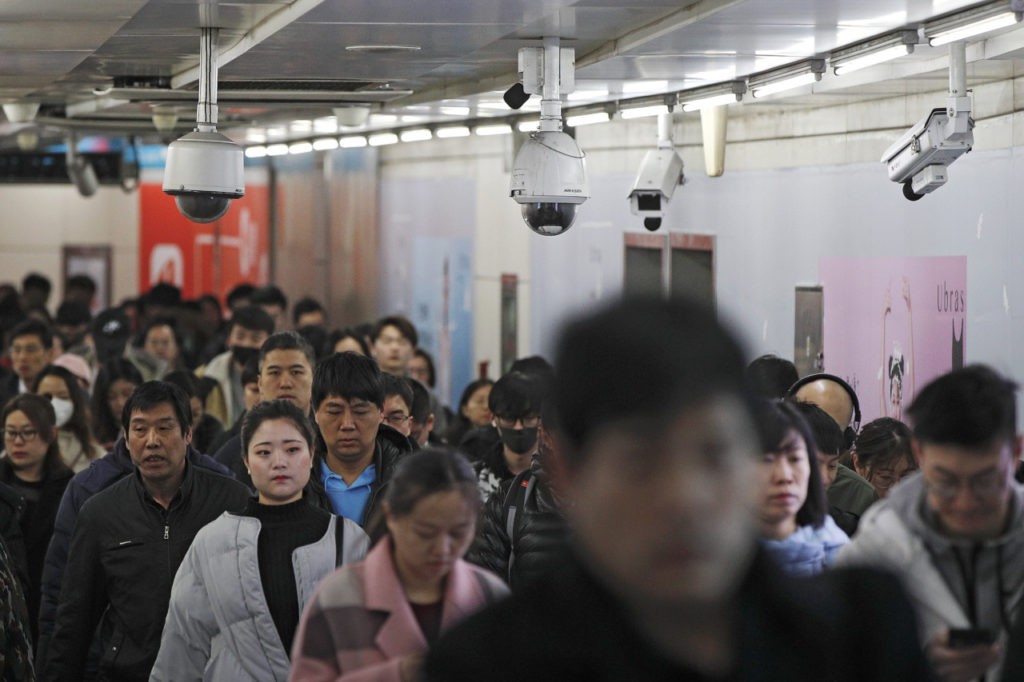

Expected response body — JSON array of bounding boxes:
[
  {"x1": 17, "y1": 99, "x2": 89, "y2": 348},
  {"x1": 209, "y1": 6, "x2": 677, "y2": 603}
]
[{"x1": 2, "y1": 0, "x2": 1024, "y2": 149}]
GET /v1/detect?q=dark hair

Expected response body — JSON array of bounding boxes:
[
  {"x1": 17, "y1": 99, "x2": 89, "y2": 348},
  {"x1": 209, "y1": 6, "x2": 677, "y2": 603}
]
[
  {"x1": 22, "y1": 273, "x2": 51, "y2": 296},
  {"x1": 554, "y1": 297, "x2": 752, "y2": 459},
  {"x1": 293, "y1": 297, "x2": 325, "y2": 326},
  {"x1": 241, "y1": 355, "x2": 261, "y2": 387},
  {"x1": 34, "y1": 365, "x2": 98, "y2": 458},
  {"x1": 9, "y1": 318, "x2": 53, "y2": 349},
  {"x1": 409, "y1": 379, "x2": 432, "y2": 423},
  {"x1": 371, "y1": 315, "x2": 418, "y2": 347},
  {"x1": 228, "y1": 305, "x2": 275, "y2": 337},
  {"x1": 226, "y1": 283, "x2": 255, "y2": 310},
  {"x1": 162, "y1": 370, "x2": 200, "y2": 399},
  {"x1": 489, "y1": 371, "x2": 544, "y2": 420},
  {"x1": 140, "y1": 317, "x2": 182, "y2": 352},
  {"x1": 197, "y1": 294, "x2": 222, "y2": 318},
  {"x1": 790, "y1": 401, "x2": 844, "y2": 457},
  {"x1": 121, "y1": 381, "x2": 192, "y2": 435},
  {"x1": 508, "y1": 355, "x2": 555, "y2": 389},
  {"x1": 144, "y1": 282, "x2": 182, "y2": 309},
  {"x1": 55, "y1": 301, "x2": 92, "y2": 327},
  {"x1": 250, "y1": 285, "x2": 288, "y2": 311},
  {"x1": 746, "y1": 354, "x2": 799, "y2": 399},
  {"x1": 295, "y1": 325, "x2": 329, "y2": 362},
  {"x1": 854, "y1": 417, "x2": 915, "y2": 474},
  {"x1": 380, "y1": 448, "x2": 479, "y2": 526},
  {"x1": 91, "y1": 359, "x2": 144, "y2": 444},
  {"x1": 328, "y1": 327, "x2": 370, "y2": 356},
  {"x1": 2, "y1": 393, "x2": 68, "y2": 478},
  {"x1": 906, "y1": 364, "x2": 1018, "y2": 448},
  {"x1": 259, "y1": 331, "x2": 316, "y2": 371},
  {"x1": 241, "y1": 399, "x2": 315, "y2": 457},
  {"x1": 458, "y1": 379, "x2": 494, "y2": 413},
  {"x1": 382, "y1": 374, "x2": 414, "y2": 413},
  {"x1": 312, "y1": 351, "x2": 384, "y2": 411},
  {"x1": 412, "y1": 348, "x2": 436, "y2": 388},
  {"x1": 756, "y1": 399, "x2": 828, "y2": 529},
  {"x1": 66, "y1": 274, "x2": 97, "y2": 296}
]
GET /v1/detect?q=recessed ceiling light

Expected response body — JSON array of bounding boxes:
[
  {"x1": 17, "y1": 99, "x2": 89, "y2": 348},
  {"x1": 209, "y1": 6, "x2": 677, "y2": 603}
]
[{"x1": 346, "y1": 44, "x2": 422, "y2": 54}]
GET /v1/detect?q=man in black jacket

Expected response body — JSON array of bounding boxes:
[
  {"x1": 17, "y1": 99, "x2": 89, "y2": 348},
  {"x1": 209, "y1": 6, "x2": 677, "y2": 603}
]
[
  {"x1": 307, "y1": 352, "x2": 412, "y2": 535},
  {"x1": 40, "y1": 381, "x2": 249, "y2": 682},
  {"x1": 425, "y1": 297, "x2": 929, "y2": 682}
]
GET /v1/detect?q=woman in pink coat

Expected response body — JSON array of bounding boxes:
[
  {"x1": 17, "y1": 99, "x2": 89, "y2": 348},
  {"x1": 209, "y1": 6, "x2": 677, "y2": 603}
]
[{"x1": 289, "y1": 449, "x2": 508, "y2": 682}]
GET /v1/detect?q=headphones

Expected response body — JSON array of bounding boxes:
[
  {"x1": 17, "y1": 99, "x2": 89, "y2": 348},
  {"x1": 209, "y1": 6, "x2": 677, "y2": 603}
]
[{"x1": 787, "y1": 373, "x2": 861, "y2": 450}]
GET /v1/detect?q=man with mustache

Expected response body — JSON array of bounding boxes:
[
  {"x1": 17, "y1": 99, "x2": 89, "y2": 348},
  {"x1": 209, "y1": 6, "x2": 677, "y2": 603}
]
[{"x1": 40, "y1": 381, "x2": 249, "y2": 682}]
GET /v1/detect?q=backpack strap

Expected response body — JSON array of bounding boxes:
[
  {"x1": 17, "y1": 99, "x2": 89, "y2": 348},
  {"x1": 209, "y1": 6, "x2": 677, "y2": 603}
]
[
  {"x1": 334, "y1": 516, "x2": 346, "y2": 566},
  {"x1": 503, "y1": 471, "x2": 534, "y2": 582}
]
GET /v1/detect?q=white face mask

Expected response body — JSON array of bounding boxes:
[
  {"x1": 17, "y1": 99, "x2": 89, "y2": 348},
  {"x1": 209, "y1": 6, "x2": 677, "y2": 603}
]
[{"x1": 51, "y1": 397, "x2": 74, "y2": 429}]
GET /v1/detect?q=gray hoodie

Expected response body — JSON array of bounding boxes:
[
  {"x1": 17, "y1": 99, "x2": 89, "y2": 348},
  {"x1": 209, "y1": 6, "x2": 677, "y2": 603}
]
[{"x1": 836, "y1": 471, "x2": 1024, "y2": 679}]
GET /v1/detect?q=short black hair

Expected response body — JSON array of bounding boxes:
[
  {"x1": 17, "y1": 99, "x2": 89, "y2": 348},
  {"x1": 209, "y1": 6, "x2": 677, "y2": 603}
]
[
  {"x1": 790, "y1": 400, "x2": 843, "y2": 456},
  {"x1": 906, "y1": 364, "x2": 1018, "y2": 448},
  {"x1": 408, "y1": 379, "x2": 432, "y2": 422},
  {"x1": 312, "y1": 351, "x2": 384, "y2": 410},
  {"x1": 251, "y1": 285, "x2": 288, "y2": 310},
  {"x1": 9, "y1": 318, "x2": 53, "y2": 349},
  {"x1": 22, "y1": 273, "x2": 51, "y2": 296},
  {"x1": 746, "y1": 354, "x2": 799, "y2": 399},
  {"x1": 328, "y1": 327, "x2": 370, "y2": 356},
  {"x1": 755, "y1": 399, "x2": 829, "y2": 529},
  {"x1": 509, "y1": 355, "x2": 555, "y2": 388},
  {"x1": 489, "y1": 371, "x2": 544, "y2": 421},
  {"x1": 293, "y1": 297, "x2": 325, "y2": 325},
  {"x1": 55, "y1": 301, "x2": 92, "y2": 327},
  {"x1": 371, "y1": 315, "x2": 418, "y2": 347},
  {"x1": 296, "y1": 324, "x2": 329, "y2": 361},
  {"x1": 228, "y1": 305, "x2": 275, "y2": 337},
  {"x1": 259, "y1": 331, "x2": 316, "y2": 371},
  {"x1": 554, "y1": 297, "x2": 751, "y2": 457},
  {"x1": 382, "y1": 373, "x2": 414, "y2": 412},
  {"x1": 162, "y1": 370, "x2": 200, "y2": 399},
  {"x1": 121, "y1": 380, "x2": 193, "y2": 436},
  {"x1": 143, "y1": 283, "x2": 182, "y2": 311},
  {"x1": 226, "y1": 283, "x2": 255, "y2": 309},
  {"x1": 66, "y1": 274, "x2": 97, "y2": 295}
]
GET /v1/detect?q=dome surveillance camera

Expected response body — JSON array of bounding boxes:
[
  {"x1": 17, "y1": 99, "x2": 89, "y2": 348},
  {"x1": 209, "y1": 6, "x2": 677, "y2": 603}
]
[
  {"x1": 510, "y1": 130, "x2": 589, "y2": 236},
  {"x1": 162, "y1": 129, "x2": 244, "y2": 223}
]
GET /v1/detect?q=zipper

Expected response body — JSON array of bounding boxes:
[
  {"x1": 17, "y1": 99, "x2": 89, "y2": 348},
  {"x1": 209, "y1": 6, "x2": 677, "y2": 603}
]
[{"x1": 163, "y1": 525, "x2": 169, "y2": 540}]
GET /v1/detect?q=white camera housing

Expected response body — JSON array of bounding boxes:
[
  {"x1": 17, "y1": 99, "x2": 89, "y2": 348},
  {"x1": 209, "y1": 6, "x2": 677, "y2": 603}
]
[
  {"x1": 163, "y1": 130, "x2": 245, "y2": 223},
  {"x1": 629, "y1": 147, "x2": 684, "y2": 231},
  {"x1": 510, "y1": 130, "x2": 589, "y2": 236},
  {"x1": 881, "y1": 105, "x2": 973, "y2": 201}
]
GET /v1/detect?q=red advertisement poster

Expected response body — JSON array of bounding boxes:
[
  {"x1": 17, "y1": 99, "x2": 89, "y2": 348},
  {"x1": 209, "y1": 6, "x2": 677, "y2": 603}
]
[{"x1": 139, "y1": 181, "x2": 270, "y2": 303}]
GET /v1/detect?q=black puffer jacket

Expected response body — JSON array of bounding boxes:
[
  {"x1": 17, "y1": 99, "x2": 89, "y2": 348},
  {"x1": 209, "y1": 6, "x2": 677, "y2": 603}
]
[
  {"x1": 307, "y1": 424, "x2": 413, "y2": 540},
  {"x1": 40, "y1": 462, "x2": 250, "y2": 682},
  {"x1": 468, "y1": 460, "x2": 569, "y2": 590}
]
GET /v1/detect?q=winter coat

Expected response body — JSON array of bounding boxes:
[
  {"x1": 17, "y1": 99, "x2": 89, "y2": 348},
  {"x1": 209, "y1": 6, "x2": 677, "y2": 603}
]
[
  {"x1": 836, "y1": 472, "x2": 1024, "y2": 680},
  {"x1": 760, "y1": 515, "x2": 849, "y2": 576},
  {"x1": 35, "y1": 437, "x2": 232, "y2": 667},
  {"x1": 306, "y1": 424, "x2": 413, "y2": 538},
  {"x1": 289, "y1": 536, "x2": 508, "y2": 682},
  {"x1": 56, "y1": 430, "x2": 104, "y2": 473},
  {"x1": 39, "y1": 461, "x2": 250, "y2": 682},
  {"x1": 150, "y1": 510, "x2": 369, "y2": 682},
  {"x1": 195, "y1": 351, "x2": 238, "y2": 428}
]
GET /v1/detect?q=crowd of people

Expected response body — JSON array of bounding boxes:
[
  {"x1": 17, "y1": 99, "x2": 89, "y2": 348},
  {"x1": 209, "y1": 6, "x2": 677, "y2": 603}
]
[{"x1": 0, "y1": 271, "x2": 1021, "y2": 680}]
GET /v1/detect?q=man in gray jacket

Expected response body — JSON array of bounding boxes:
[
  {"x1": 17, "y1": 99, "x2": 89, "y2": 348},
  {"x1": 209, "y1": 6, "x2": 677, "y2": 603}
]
[{"x1": 836, "y1": 364, "x2": 1024, "y2": 682}]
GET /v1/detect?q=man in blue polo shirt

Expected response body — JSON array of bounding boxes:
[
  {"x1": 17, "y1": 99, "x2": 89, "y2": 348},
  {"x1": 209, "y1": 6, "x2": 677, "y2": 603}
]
[{"x1": 308, "y1": 352, "x2": 412, "y2": 531}]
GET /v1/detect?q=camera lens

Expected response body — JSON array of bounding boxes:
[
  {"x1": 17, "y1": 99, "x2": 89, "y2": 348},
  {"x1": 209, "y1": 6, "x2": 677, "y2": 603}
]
[
  {"x1": 175, "y1": 194, "x2": 231, "y2": 223},
  {"x1": 521, "y1": 202, "x2": 578, "y2": 236}
]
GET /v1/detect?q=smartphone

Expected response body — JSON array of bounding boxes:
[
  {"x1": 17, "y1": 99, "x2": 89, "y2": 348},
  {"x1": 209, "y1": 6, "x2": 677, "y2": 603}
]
[{"x1": 948, "y1": 628, "x2": 995, "y2": 648}]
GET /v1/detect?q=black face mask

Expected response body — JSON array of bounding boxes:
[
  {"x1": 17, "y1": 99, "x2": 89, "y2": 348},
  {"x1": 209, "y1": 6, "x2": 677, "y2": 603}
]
[
  {"x1": 230, "y1": 345, "x2": 259, "y2": 367},
  {"x1": 499, "y1": 426, "x2": 539, "y2": 455}
]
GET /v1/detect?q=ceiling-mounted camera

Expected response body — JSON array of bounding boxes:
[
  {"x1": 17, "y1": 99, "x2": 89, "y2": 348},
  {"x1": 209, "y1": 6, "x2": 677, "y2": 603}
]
[
  {"x1": 162, "y1": 27, "x2": 244, "y2": 223},
  {"x1": 508, "y1": 37, "x2": 589, "y2": 236},
  {"x1": 628, "y1": 111, "x2": 683, "y2": 231}
]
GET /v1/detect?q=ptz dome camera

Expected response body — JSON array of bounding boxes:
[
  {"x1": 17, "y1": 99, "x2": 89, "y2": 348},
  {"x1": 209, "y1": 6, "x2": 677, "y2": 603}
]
[
  {"x1": 162, "y1": 130, "x2": 244, "y2": 223},
  {"x1": 509, "y1": 130, "x2": 589, "y2": 236}
]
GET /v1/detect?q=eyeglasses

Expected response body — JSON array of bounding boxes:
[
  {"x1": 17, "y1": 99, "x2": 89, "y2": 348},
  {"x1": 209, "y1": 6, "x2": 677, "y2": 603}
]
[
  {"x1": 496, "y1": 416, "x2": 540, "y2": 429},
  {"x1": 3, "y1": 428, "x2": 38, "y2": 443},
  {"x1": 924, "y1": 468, "x2": 1008, "y2": 500},
  {"x1": 383, "y1": 412, "x2": 412, "y2": 427}
]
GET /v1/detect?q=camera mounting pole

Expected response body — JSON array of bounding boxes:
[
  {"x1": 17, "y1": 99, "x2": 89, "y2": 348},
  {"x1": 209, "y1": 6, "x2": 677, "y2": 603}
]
[
  {"x1": 196, "y1": 27, "x2": 219, "y2": 132},
  {"x1": 945, "y1": 41, "x2": 972, "y2": 144}
]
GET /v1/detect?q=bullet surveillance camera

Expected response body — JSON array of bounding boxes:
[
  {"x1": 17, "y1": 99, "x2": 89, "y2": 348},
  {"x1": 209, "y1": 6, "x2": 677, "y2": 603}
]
[
  {"x1": 882, "y1": 106, "x2": 973, "y2": 201},
  {"x1": 628, "y1": 148, "x2": 684, "y2": 231},
  {"x1": 509, "y1": 130, "x2": 589, "y2": 236},
  {"x1": 163, "y1": 129, "x2": 244, "y2": 223}
]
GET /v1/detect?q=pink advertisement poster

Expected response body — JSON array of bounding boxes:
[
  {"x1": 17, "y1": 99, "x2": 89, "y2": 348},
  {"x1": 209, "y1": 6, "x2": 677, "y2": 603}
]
[{"x1": 820, "y1": 256, "x2": 966, "y2": 425}]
